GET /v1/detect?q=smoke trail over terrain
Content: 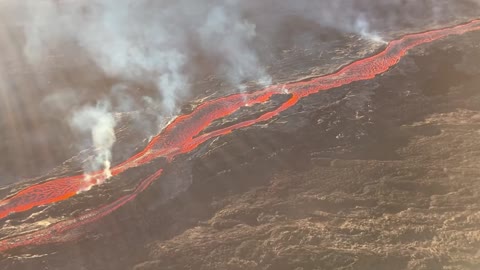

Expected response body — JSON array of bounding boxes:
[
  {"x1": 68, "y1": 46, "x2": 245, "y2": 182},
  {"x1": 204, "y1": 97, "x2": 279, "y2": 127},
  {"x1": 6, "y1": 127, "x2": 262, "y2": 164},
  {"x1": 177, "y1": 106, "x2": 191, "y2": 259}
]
[
  {"x1": 199, "y1": 4, "x2": 272, "y2": 88},
  {"x1": 70, "y1": 101, "x2": 116, "y2": 177},
  {"x1": 1, "y1": 18, "x2": 480, "y2": 250},
  {"x1": 16, "y1": 0, "x2": 275, "y2": 173},
  {"x1": 0, "y1": 0, "x2": 478, "y2": 182}
]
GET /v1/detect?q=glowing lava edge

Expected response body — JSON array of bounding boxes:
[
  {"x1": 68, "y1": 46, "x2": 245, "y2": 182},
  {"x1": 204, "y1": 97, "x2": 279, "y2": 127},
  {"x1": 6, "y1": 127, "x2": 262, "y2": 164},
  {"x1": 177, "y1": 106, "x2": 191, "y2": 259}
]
[{"x1": 1, "y1": 19, "x2": 480, "y2": 252}]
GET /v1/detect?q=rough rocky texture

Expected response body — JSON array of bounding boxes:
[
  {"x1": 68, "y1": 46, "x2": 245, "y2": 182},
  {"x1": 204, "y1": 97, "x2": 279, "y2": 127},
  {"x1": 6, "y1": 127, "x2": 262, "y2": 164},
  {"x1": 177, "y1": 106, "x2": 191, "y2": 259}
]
[
  {"x1": 131, "y1": 34, "x2": 480, "y2": 270},
  {"x1": 2, "y1": 15, "x2": 480, "y2": 270},
  {"x1": 133, "y1": 110, "x2": 480, "y2": 270}
]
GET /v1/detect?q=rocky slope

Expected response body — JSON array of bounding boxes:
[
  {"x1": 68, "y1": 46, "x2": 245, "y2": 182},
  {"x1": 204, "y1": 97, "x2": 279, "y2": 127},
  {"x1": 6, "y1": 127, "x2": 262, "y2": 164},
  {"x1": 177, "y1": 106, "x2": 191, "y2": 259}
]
[{"x1": 132, "y1": 34, "x2": 480, "y2": 270}]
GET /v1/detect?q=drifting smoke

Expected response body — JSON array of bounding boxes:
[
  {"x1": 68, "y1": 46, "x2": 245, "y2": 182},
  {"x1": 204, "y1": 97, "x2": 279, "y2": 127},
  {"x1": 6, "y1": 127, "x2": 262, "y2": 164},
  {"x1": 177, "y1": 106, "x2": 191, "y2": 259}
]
[
  {"x1": 21, "y1": 0, "x2": 272, "y2": 104},
  {"x1": 15, "y1": 0, "x2": 277, "y2": 175},
  {"x1": 70, "y1": 101, "x2": 116, "y2": 177},
  {"x1": 354, "y1": 14, "x2": 387, "y2": 44},
  {"x1": 200, "y1": 5, "x2": 272, "y2": 88},
  {"x1": 72, "y1": 0, "x2": 192, "y2": 116},
  {"x1": 0, "y1": 0, "x2": 478, "y2": 180}
]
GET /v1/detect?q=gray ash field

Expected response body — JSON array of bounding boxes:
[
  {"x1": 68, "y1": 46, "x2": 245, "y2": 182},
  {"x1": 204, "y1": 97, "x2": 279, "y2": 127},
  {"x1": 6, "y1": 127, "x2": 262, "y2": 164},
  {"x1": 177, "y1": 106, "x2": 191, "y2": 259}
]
[{"x1": 1, "y1": 1, "x2": 480, "y2": 270}]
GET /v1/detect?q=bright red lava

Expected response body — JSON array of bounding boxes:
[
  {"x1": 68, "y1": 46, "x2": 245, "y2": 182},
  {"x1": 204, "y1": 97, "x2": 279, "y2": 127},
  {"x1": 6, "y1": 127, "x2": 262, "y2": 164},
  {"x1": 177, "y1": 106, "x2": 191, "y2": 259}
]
[
  {"x1": 0, "y1": 169, "x2": 163, "y2": 253},
  {"x1": 1, "y1": 19, "x2": 480, "y2": 252}
]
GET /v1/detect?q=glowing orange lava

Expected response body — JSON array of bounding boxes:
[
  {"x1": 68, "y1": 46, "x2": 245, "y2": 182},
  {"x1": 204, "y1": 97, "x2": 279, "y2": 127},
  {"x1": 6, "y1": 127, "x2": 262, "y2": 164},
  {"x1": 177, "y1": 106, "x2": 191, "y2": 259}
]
[{"x1": 1, "y1": 19, "x2": 480, "y2": 252}]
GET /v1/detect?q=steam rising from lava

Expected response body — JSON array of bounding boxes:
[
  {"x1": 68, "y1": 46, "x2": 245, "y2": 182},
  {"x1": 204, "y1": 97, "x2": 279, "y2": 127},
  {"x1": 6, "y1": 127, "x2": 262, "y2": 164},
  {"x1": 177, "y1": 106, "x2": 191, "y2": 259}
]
[
  {"x1": 70, "y1": 101, "x2": 116, "y2": 178},
  {"x1": 199, "y1": 5, "x2": 272, "y2": 89},
  {"x1": 0, "y1": 0, "x2": 480, "y2": 252},
  {"x1": 17, "y1": 0, "x2": 275, "y2": 174},
  {"x1": 2, "y1": 18, "x2": 480, "y2": 252},
  {"x1": 1, "y1": 0, "x2": 479, "y2": 180}
]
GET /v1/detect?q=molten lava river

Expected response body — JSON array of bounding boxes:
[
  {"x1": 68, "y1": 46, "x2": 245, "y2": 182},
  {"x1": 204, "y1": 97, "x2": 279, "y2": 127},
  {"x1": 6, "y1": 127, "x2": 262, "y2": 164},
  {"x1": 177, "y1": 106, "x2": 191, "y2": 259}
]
[{"x1": 1, "y1": 19, "x2": 480, "y2": 253}]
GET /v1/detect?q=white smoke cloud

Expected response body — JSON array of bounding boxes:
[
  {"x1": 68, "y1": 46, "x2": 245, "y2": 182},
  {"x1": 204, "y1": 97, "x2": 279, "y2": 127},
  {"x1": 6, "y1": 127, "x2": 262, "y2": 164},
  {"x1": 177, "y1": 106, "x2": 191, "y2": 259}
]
[
  {"x1": 2, "y1": 0, "x2": 477, "y2": 179},
  {"x1": 69, "y1": 0, "x2": 190, "y2": 116},
  {"x1": 16, "y1": 0, "x2": 277, "y2": 138},
  {"x1": 14, "y1": 1, "x2": 276, "y2": 176},
  {"x1": 70, "y1": 101, "x2": 116, "y2": 177},
  {"x1": 199, "y1": 4, "x2": 272, "y2": 89},
  {"x1": 354, "y1": 14, "x2": 387, "y2": 44},
  {"x1": 20, "y1": 0, "x2": 273, "y2": 108}
]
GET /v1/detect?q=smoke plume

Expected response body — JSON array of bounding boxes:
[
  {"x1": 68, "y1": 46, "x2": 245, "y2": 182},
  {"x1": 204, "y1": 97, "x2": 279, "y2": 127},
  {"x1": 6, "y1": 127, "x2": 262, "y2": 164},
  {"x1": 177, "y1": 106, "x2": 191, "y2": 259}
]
[
  {"x1": 0, "y1": 0, "x2": 477, "y2": 180},
  {"x1": 199, "y1": 4, "x2": 272, "y2": 88},
  {"x1": 70, "y1": 101, "x2": 116, "y2": 177}
]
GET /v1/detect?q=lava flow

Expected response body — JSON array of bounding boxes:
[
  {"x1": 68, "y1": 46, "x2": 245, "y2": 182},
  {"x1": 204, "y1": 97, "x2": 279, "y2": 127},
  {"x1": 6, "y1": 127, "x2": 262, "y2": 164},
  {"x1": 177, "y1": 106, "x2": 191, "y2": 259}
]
[
  {"x1": 0, "y1": 169, "x2": 163, "y2": 253},
  {"x1": 1, "y1": 19, "x2": 480, "y2": 252}
]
